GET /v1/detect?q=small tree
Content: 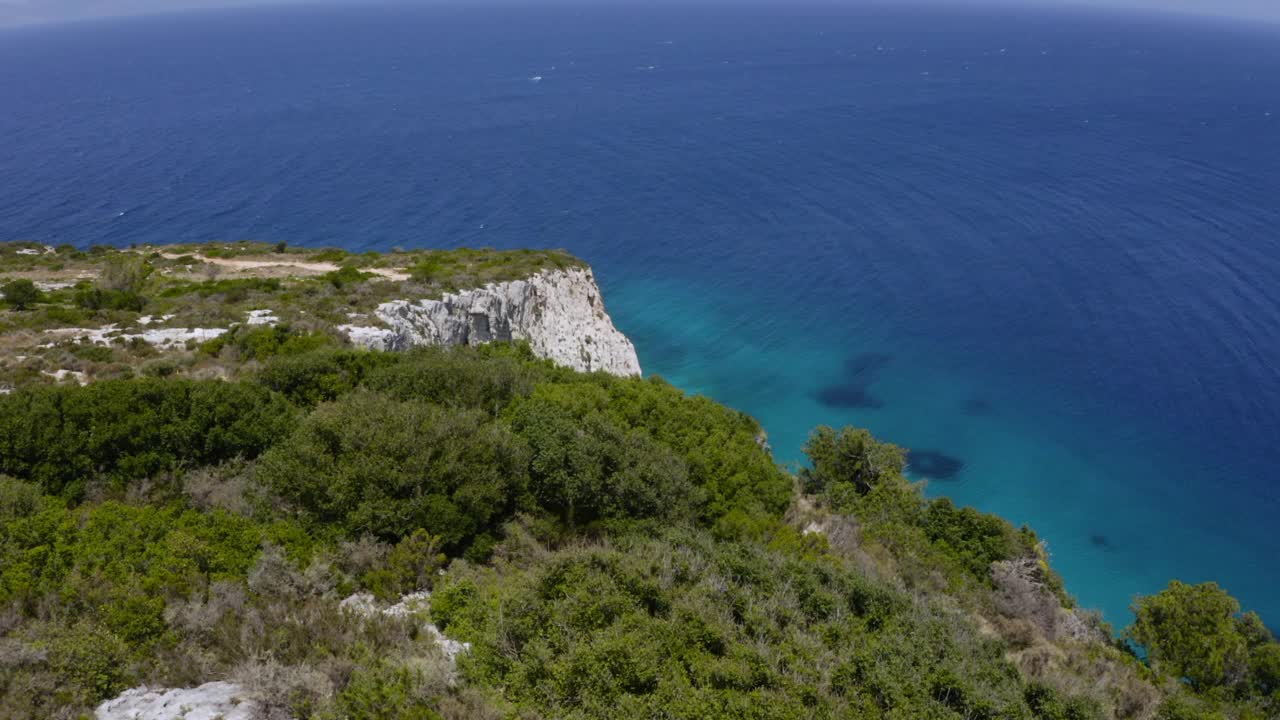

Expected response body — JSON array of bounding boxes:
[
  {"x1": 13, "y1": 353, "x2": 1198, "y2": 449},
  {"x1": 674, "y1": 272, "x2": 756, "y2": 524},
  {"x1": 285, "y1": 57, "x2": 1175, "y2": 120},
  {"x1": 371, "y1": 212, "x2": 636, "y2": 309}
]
[
  {"x1": 1, "y1": 279, "x2": 40, "y2": 310},
  {"x1": 1125, "y1": 580, "x2": 1249, "y2": 691},
  {"x1": 800, "y1": 425, "x2": 905, "y2": 495}
]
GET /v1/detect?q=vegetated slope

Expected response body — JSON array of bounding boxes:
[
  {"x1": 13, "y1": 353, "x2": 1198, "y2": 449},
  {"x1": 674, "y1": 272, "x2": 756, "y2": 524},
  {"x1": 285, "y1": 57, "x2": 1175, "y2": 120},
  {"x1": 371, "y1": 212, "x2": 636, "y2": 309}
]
[
  {"x1": 0, "y1": 343, "x2": 1275, "y2": 719},
  {"x1": 0, "y1": 240, "x2": 588, "y2": 390}
]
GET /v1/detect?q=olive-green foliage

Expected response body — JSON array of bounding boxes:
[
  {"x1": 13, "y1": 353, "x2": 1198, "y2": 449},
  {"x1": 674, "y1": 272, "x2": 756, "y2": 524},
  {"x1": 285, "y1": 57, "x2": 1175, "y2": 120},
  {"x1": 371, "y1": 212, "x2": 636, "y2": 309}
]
[
  {"x1": 510, "y1": 378, "x2": 792, "y2": 521},
  {"x1": 0, "y1": 478, "x2": 278, "y2": 714},
  {"x1": 0, "y1": 378, "x2": 295, "y2": 498},
  {"x1": 258, "y1": 348, "x2": 402, "y2": 406},
  {"x1": 324, "y1": 265, "x2": 372, "y2": 289},
  {"x1": 363, "y1": 346, "x2": 544, "y2": 416},
  {"x1": 5, "y1": 341, "x2": 1277, "y2": 719},
  {"x1": 1126, "y1": 581, "x2": 1280, "y2": 701},
  {"x1": 202, "y1": 323, "x2": 336, "y2": 361},
  {"x1": 1024, "y1": 683, "x2": 1103, "y2": 720},
  {"x1": 74, "y1": 285, "x2": 147, "y2": 312},
  {"x1": 801, "y1": 426, "x2": 1041, "y2": 592},
  {"x1": 924, "y1": 497, "x2": 1032, "y2": 582},
  {"x1": 361, "y1": 529, "x2": 449, "y2": 602},
  {"x1": 335, "y1": 658, "x2": 445, "y2": 720},
  {"x1": 508, "y1": 397, "x2": 698, "y2": 528},
  {"x1": 1, "y1": 278, "x2": 41, "y2": 310},
  {"x1": 800, "y1": 425, "x2": 905, "y2": 498},
  {"x1": 72, "y1": 255, "x2": 154, "y2": 312},
  {"x1": 0, "y1": 488, "x2": 263, "y2": 641},
  {"x1": 256, "y1": 391, "x2": 530, "y2": 548},
  {"x1": 432, "y1": 525, "x2": 1090, "y2": 720},
  {"x1": 68, "y1": 341, "x2": 115, "y2": 363}
]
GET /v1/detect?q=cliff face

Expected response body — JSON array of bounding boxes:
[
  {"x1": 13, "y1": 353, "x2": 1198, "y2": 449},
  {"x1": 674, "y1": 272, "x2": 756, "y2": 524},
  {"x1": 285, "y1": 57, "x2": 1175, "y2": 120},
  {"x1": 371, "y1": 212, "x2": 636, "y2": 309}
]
[{"x1": 342, "y1": 267, "x2": 641, "y2": 377}]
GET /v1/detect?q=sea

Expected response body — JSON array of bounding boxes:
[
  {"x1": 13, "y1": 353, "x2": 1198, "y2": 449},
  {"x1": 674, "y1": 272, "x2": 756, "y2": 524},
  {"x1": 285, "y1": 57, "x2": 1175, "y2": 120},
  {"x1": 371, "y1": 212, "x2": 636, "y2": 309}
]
[{"x1": 2, "y1": 1, "x2": 1278, "y2": 627}]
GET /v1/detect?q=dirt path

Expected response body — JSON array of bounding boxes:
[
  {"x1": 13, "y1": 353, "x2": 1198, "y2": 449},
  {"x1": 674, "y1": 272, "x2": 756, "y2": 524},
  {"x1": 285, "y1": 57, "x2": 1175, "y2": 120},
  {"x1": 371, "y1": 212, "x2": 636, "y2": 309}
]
[{"x1": 153, "y1": 252, "x2": 411, "y2": 281}]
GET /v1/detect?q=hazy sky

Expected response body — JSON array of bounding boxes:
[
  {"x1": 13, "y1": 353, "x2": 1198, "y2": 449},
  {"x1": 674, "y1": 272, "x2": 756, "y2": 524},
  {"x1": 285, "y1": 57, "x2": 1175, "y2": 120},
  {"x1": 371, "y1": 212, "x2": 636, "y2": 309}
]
[{"x1": 0, "y1": 0, "x2": 1277, "y2": 29}]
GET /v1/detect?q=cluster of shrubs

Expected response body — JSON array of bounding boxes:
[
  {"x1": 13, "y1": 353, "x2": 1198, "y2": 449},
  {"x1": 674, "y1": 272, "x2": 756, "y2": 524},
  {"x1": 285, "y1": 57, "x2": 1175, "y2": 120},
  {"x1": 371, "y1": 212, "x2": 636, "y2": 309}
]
[{"x1": 0, "y1": 343, "x2": 1275, "y2": 719}]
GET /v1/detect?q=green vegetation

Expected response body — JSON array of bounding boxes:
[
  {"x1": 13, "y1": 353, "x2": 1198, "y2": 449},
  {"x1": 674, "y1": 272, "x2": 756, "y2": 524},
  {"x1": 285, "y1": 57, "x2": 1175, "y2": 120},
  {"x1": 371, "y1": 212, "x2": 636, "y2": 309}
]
[
  {"x1": 0, "y1": 243, "x2": 1276, "y2": 718},
  {"x1": 1, "y1": 279, "x2": 40, "y2": 310},
  {"x1": 1127, "y1": 581, "x2": 1280, "y2": 717}
]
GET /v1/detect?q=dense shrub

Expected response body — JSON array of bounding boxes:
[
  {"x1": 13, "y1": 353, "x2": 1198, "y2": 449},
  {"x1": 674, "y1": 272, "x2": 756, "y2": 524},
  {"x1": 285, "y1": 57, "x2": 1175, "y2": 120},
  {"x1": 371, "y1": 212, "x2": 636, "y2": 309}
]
[
  {"x1": 510, "y1": 378, "x2": 792, "y2": 522},
  {"x1": 1126, "y1": 580, "x2": 1280, "y2": 701},
  {"x1": 256, "y1": 391, "x2": 529, "y2": 547},
  {"x1": 800, "y1": 425, "x2": 905, "y2": 498},
  {"x1": 508, "y1": 397, "x2": 697, "y2": 528},
  {"x1": 74, "y1": 285, "x2": 147, "y2": 312},
  {"x1": 363, "y1": 346, "x2": 544, "y2": 415},
  {"x1": 431, "y1": 526, "x2": 1087, "y2": 720},
  {"x1": 1, "y1": 278, "x2": 41, "y2": 310},
  {"x1": 202, "y1": 323, "x2": 336, "y2": 361},
  {"x1": 0, "y1": 379, "x2": 295, "y2": 498},
  {"x1": 258, "y1": 348, "x2": 401, "y2": 406}
]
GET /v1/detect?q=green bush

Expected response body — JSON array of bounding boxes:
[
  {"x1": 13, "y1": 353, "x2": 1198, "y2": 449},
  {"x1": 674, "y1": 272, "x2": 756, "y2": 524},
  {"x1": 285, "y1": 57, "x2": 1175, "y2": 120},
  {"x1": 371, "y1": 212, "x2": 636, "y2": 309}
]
[
  {"x1": 1127, "y1": 581, "x2": 1247, "y2": 691},
  {"x1": 508, "y1": 397, "x2": 697, "y2": 528},
  {"x1": 0, "y1": 378, "x2": 295, "y2": 498},
  {"x1": 432, "y1": 527, "x2": 1051, "y2": 720},
  {"x1": 203, "y1": 323, "x2": 336, "y2": 361},
  {"x1": 45, "y1": 621, "x2": 135, "y2": 702},
  {"x1": 74, "y1": 286, "x2": 147, "y2": 312},
  {"x1": 323, "y1": 265, "x2": 370, "y2": 288},
  {"x1": 363, "y1": 346, "x2": 542, "y2": 415},
  {"x1": 2, "y1": 278, "x2": 41, "y2": 310},
  {"x1": 800, "y1": 425, "x2": 905, "y2": 498},
  {"x1": 258, "y1": 348, "x2": 401, "y2": 406},
  {"x1": 256, "y1": 391, "x2": 529, "y2": 547},
  {"x1": 509, "y1": 378, "x2": 792, "y2": 522}
]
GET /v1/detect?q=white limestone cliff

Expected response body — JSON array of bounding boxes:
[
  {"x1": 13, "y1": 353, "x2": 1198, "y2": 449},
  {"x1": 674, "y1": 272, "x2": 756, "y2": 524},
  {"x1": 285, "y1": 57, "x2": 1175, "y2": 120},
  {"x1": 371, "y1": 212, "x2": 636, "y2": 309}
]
[{"x1": 340, "y1": 267, "x2": 641, "y2": 377}]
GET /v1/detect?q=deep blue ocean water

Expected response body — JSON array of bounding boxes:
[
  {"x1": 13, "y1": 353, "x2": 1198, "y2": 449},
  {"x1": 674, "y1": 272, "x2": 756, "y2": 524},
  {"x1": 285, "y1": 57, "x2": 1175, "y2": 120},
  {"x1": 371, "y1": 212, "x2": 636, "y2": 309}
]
[{"x1": 2, "y1": 1, "x2": 1278, "y2": 626}]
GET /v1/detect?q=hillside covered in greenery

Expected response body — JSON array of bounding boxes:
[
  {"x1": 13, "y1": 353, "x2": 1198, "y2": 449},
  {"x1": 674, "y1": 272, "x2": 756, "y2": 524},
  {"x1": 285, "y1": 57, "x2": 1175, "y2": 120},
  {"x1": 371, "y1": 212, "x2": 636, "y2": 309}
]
[{"x1": 0, "y1": 246, "x2": 1277, "y2": 719}]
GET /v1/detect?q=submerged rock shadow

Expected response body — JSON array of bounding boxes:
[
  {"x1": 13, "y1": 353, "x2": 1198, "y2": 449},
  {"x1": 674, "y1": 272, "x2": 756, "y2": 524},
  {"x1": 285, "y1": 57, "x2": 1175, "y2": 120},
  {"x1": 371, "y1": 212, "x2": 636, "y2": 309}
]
[{"x1": 906, "y1": 449, "x2": 966, "y2": 481}]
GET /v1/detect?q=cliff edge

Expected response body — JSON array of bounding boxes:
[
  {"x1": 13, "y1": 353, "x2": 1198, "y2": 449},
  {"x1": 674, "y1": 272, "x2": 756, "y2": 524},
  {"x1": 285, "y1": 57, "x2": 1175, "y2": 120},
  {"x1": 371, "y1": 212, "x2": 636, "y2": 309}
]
[{"x1": 341, "y1": 267, "x2": 641, "y2": 377}]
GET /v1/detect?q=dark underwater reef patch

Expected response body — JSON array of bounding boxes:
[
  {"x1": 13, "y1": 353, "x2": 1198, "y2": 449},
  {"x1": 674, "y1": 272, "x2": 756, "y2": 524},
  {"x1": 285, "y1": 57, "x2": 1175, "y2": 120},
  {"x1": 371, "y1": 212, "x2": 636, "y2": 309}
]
[
  {"x1": 962, "y1": 397, "x2": 993, "y2": 417},
  {"x1": 1090, "y1": 533, "x2": 1114, "y2": 551},
  {"x1": 906, "y1": 449, "x2": 965, "y2": 480}
]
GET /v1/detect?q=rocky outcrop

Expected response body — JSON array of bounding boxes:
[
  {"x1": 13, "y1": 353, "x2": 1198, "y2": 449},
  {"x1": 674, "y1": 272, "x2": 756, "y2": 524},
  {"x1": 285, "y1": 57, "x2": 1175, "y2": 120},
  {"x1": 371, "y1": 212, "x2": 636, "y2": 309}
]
[
  {"x1": 991, "y1": 557, "x2": 1108, "y2": 644},
  {"x1": 95, "y1": 682, "x2": 255, "y2": 720},
  {"x1": 340, "y1": 267, "x2": 641, "y2": 377}
]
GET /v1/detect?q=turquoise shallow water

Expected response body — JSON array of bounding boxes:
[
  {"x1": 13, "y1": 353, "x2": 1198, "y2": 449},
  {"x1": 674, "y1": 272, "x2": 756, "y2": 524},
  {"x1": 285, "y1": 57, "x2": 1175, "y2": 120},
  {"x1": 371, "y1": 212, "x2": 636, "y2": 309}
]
[{"x1": 2, "y1": 2, "x2": 1279, "y2": 626}]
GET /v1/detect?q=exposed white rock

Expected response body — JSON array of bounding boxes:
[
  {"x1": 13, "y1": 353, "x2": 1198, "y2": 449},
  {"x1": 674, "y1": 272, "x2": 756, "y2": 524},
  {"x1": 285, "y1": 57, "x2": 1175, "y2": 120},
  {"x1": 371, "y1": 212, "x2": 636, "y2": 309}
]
[
  {"x1": 95, "y1": 681, "x2": 255, "y2": 720},
  {"x1": 343, "y1": 267, "x2": 640, "y2": 376},
  {"x1": 33, "y1": 280, "x2": 80, "y2": 291},
  {"x1": 43, "y1": 369, "x2": 88, "y2": 385},
  {"x1": 43, "y1": 325, "x2": 226, "y2": 349},
  {"x1": 245, "y1": 309, "x2": 279, "y2": 326},
  {"x1": 337, "y1": 324, "x2": 396, "y2": 350}
]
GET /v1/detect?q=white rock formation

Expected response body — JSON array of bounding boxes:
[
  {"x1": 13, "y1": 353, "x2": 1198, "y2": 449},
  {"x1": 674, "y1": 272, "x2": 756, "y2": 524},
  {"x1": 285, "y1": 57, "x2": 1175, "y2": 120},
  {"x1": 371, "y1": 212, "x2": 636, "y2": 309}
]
[
  {"x1": 340, "y1": 267, "x2": 640, "y2": 377},
  {"x1": 339, "y1": 591, "x2": 471, "y2": 666},
  {"x1": 43, "y1": 325, "x2": 227, "y2": 349},
  {"x1": 95, "y1": 682, "x2": 255, "y2": 720}
]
